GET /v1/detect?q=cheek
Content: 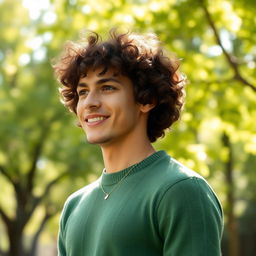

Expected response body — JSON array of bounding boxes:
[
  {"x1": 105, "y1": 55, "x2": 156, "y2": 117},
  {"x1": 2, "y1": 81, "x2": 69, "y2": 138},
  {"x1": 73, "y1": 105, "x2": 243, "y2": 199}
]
[
  {"x1": 76, "y1": 102, "x2": 83, "y2": 120},
  {"x1": 116, "y1": 101, "x2": 140, "y2": 123}
]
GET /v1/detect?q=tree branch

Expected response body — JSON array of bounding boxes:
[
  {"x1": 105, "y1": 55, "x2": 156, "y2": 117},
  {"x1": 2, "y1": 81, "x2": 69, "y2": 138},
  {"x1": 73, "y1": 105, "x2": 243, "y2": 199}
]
[
  {"x1": 28, "y1": 207, "x2": 57, "y2": 256},
  {"x1": 222, "y1": 132, "x2": 240, "y2": 255},
  {"x1": 26, "y1": 111, "x2": 62, "y2": 194},
  {"x1": 0, "y1": 165, "x2": 14, "y2": 185},
  {"x1": 30, "y1": 171, "x2": 69, "y2": 214},
  {"x1": 199, "y1": 0, "x2": 256, "y2": 92},
  {"x1": 15, "y1": 170, "x2": 68, "y2": 230},
  {"x1": 0, "y1": 248, "x2": 7, "y2": 256},
  {"x1": 0, "y1": 206, "x2": 11, "y2": 227},
  {"x1": 26, "y1": 128, "x2": 49, "y2": 194}
]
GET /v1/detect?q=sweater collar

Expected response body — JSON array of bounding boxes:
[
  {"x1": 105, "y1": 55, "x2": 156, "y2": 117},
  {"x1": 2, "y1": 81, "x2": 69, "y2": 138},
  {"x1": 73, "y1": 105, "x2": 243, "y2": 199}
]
[{"x1": 101, "y1": 150, "x2": 167, "y2": 186}]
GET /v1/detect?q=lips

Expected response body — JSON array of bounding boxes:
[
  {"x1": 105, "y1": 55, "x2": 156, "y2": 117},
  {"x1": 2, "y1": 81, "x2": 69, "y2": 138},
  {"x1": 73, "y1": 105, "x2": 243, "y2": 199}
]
[
  {"x1": 84, "y1": 114, "x2": 109, "y2": 126},
  {"x1": 87, "y1": 116, "x2": 108, "y2": 123}
]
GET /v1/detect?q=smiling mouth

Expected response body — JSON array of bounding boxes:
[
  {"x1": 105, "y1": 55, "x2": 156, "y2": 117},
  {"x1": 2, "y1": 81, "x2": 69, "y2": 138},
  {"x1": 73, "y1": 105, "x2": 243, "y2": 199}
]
[{"x1": 86, "y1": 116, "x2": 108, "y2": 123}]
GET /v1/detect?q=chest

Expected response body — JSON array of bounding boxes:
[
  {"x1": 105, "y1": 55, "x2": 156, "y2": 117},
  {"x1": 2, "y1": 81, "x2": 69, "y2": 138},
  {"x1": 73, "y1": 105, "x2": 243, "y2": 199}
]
[{"x1": 64, "y1": 185, "x2": 162, "y2": 256}]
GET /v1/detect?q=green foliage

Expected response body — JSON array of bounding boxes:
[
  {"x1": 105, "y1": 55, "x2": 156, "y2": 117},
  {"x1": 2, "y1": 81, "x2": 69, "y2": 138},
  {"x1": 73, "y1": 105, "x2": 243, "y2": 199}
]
[{"x1": 0, "y1": 0, "x2": 255, "y2": 255}]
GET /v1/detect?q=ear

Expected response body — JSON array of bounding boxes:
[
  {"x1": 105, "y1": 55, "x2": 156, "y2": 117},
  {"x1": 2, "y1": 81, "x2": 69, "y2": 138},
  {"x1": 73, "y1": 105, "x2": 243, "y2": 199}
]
[{"x1": 139, "y1": 102, "x2": 156, "y2": 113}]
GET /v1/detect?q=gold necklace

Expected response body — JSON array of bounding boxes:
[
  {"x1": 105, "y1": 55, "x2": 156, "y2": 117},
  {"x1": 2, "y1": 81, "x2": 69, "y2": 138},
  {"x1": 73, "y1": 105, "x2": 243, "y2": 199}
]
[{"x1": 100, "y1": 165, "x2": 136, "y2": 200}]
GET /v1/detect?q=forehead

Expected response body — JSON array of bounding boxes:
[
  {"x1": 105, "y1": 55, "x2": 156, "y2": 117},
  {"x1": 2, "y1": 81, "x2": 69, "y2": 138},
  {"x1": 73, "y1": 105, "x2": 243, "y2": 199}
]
[
  {"x1": 80, "y1": 66, "x2": 120, "y2": 80},
  {"x1": 78, "y1": 67, "x2": 132, "y2": 87}
]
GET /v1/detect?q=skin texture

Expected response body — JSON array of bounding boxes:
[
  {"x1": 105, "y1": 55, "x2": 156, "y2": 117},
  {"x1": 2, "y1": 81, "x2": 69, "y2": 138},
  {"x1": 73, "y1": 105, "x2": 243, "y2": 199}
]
[{"x1": 76, "y1": 67, "x2": 156, "y2": 173}]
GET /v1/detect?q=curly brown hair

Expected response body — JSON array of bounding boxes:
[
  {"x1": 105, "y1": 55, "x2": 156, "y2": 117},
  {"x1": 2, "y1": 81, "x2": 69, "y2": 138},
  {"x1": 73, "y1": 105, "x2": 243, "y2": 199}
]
[{"x1": 53, "y1": 29, "x2": 185, "y2": 142}]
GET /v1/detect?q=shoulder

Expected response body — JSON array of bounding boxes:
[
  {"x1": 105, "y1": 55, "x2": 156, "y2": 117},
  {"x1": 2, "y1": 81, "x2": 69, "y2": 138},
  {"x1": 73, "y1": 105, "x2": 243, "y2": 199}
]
[
  {"x1": 151, "y1": 153, "x2": 223, "y2": 216},
  {"x1": 150, "y1": 152, "x2": 207, "y2": 191},
  {"x1": 67, "y1": 179, "x2": 99, "y2": 201},
  {"x1": 60, "y1": 179, "x2": 99, "y2": 227},
  {"x1": 154, "y1": 158, "x2": 224, "y2": 255},
  {"x1": 158, "y1": 175, "x2": 221, "y2": 212}
]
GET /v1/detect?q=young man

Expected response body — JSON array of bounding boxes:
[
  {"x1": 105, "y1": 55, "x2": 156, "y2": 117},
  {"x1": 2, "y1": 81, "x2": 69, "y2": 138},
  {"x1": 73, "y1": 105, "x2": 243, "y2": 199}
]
[{"x1": 54, "y1": 30, "x2": 223, "y2": 256}]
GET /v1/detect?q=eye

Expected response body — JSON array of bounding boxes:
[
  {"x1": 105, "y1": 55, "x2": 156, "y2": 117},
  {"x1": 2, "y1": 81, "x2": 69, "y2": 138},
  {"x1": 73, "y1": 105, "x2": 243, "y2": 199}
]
[
  {"x1": 77, "y1": 89, "x2": 89, "y2": 96},
  {"x1": 101, "y1": 85, "x2": 116, "y2": 91}
]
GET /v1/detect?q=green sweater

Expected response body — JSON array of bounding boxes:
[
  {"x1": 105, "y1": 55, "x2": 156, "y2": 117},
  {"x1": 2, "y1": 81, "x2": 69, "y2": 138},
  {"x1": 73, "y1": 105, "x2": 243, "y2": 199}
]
[{"x1": 58, "y1": 151, "x2": 223, "y2": 256}]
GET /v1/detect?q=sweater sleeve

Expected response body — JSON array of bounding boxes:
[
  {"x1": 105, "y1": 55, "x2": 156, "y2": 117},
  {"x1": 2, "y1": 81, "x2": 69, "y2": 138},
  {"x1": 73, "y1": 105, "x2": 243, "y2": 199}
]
[
  {"x1": 156, "y1": 177, "x2": 223, "y2": 256},
  {"x1": 57, "y1": 211, "x2": 67, "y2": 256},
  {"x1": 57, "y1": 195, "x2": 76, "y2": 256}
]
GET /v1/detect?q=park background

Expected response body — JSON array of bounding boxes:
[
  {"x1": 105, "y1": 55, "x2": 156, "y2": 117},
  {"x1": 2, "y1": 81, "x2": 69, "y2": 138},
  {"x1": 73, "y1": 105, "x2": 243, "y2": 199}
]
[{"x1": 0, "y1": 0, "x2": 255, "y2": 255}]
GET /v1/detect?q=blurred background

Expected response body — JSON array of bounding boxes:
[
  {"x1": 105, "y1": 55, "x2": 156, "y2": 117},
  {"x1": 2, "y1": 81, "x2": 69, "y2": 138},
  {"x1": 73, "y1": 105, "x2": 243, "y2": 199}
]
[{"x1": 0, "y1": 0, "x2": 255, "y2": 255}]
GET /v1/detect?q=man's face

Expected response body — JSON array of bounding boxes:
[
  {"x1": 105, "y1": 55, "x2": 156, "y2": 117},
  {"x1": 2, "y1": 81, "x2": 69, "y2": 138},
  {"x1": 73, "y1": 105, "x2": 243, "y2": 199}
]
[{"x1": 76, "y1": 68, "x2": 146, "y2": 147}]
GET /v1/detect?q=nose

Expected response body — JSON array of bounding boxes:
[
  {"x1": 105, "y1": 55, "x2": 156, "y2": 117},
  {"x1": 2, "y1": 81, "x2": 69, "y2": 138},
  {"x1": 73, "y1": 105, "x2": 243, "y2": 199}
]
[{"x1": 83, "y1": 91, "x2": 101, "y2": 110}]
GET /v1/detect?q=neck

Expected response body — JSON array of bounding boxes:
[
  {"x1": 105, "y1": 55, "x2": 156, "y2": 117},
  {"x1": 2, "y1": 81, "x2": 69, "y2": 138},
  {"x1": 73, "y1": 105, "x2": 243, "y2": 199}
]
[{"x1": 101, "y1": 137, "x2": 155, "y2": 173}]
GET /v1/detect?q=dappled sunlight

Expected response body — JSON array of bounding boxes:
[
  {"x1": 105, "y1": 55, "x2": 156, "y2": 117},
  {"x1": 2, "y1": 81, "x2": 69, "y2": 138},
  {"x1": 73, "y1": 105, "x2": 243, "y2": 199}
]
[
  {"x1": 22, "y1": 0, "x2": 51, "y2": 20},
  {"x1": 0, "y1": 0, "x2": 255, "y2": 255}
]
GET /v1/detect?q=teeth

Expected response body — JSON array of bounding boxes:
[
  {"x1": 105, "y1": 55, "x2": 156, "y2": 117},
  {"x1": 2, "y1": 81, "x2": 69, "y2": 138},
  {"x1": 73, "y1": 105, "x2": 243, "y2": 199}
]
[{"x1": 87, "y1": 117, "x2": 106, "y2": 123}]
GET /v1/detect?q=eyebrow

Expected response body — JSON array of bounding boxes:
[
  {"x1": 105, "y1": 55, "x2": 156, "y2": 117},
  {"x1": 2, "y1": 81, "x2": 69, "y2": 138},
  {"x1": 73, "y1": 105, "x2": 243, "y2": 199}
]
[{"x1": 77, "y1": 77, "x2": 122, "y2": 88}]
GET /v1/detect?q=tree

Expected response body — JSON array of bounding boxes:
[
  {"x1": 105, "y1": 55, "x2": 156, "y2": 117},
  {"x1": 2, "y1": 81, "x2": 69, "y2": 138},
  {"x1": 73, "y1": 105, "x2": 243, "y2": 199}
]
[
  {"x1": 0, "y1": 1, "x2": 101, "y2": 255},
  {"x1": 0, "y1": 0, "x2": 255, "y2": 255}
]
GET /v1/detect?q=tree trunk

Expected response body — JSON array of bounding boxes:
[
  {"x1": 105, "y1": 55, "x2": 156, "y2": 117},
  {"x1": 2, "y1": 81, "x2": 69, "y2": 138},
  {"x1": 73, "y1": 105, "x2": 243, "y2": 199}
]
[
  {"x1": 7, "y1": 224, "x2": 25, "y2": 256},
  {"x1": 222, "y1": 133, "x2": 240, "y2": 256},
  {"x1": 28, "y1": 211, "x2": 54, "y2": 256}
]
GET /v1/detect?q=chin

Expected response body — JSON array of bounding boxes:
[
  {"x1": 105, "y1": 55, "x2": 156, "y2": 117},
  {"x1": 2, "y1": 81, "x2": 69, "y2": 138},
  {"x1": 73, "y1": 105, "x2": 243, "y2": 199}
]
[{"x1": 86, "y1": 135, "x2": 113, "y2": 146}]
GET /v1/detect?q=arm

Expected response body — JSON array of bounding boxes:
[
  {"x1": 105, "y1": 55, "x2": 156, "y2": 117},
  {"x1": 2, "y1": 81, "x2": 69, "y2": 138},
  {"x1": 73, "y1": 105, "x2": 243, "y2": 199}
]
[
  {"x1": 57, "y1": 211, "x2": 67, "y2": 256},
  {"x1": 157, "y1": 177, "x2": 223, "y2": 256}
]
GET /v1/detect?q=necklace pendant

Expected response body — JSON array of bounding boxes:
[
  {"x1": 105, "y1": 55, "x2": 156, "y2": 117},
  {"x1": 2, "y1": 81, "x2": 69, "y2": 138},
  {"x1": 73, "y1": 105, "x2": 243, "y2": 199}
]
[{"x1": 104, "y1": 194, "x2": 109, "y2": 200}]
